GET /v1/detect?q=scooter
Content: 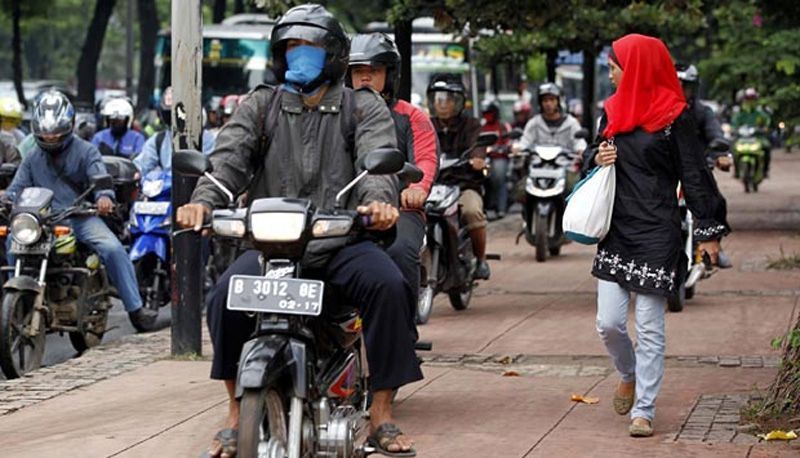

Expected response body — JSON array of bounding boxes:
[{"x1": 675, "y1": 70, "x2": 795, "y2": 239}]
[
  {"x1": 416, "y1": 132, "x2": 498, "y2": 325},
  {"x1": 733, "y1": 125, "x2": 767, "y2": 193}
]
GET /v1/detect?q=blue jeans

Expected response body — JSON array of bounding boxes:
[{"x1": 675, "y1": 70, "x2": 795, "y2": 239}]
[
  {"x1": 487, "y1": 157, "x2": 509, "y2": 214},
  {"x1": 595, "y1": 279, "x2": 666, "y2": 421}
]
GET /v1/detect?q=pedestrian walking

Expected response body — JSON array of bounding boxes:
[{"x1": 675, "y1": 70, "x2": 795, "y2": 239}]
[{"x1": 585, "y1": 34, "x2": 729, "y2": 437}]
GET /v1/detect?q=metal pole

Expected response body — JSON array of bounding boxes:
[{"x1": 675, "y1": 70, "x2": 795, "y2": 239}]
[
  {"x1": 170, "y1": 0, "x2": 203, "y2": 356},
  {"x1": 126, "y1": 0, "x2": 134, "y2": 99}
]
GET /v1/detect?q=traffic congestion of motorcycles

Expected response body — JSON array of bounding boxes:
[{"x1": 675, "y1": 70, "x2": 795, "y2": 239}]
[{"x1": 0, "y1": 28, "x2": 784, "y2": 389}]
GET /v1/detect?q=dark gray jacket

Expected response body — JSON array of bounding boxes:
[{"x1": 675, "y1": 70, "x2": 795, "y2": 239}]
[{"x1": 192, "y1": 84, "x2": 398, "y2": 210}]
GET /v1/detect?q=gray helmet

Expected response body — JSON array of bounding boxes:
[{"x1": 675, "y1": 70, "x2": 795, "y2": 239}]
[
  {"x1": 270, "y1": 4, "x2": 350, "y2": 93},
  {"x1": 31, "y1": 90, "x2": 75, "y2": 154},
  {"x1": 347, "y1": 33, "x2": 401, "y2": 101},
  {"x1": 537, "y1": 83, "x2": 561, "y2": 107},
  {"x1": 676, "y1": 63, "x2": 699, "y2": 83}
]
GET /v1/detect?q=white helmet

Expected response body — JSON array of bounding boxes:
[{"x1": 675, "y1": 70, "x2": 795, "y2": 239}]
[{"x1": 100, "y1": 98, "x2": 134, "y2": 128}]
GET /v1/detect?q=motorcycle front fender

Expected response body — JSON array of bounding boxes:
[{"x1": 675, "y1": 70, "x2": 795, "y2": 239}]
[
  {"x1": 537, "y1": 201, "x2": 553, "y2": 218},
  {"x1": 3, "y1": 275, "x2": 42, "y2": 295},
  {"x1": 235, "y1": 334, "x2": 308, "y2": 400},
  {"x1": 129, "y1": 234, "x2": 169, "y2": 262}
]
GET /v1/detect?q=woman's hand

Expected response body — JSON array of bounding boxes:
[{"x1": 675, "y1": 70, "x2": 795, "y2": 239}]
[
  {"x1": 595, "y1": 141, "x2": 617, "y2": 166},
  {"x1": 698, "y1": 240, "x2": 721, "y2": 265}
]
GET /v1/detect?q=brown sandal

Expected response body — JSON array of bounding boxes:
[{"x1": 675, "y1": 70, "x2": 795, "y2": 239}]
[{"x1": 629, "y1": 418, "x2": 653, "y2": 437}]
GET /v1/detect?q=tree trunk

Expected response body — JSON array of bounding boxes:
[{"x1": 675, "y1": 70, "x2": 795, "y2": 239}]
[
  {"x1": 11, "y1": 0, "x2": 26, "y2": 108},
  {"x1": 135, "y1": 0, "x2": 158, "y2": 115},
  {"x1": 394, "y1": 19, "x2": 412, "y2": 103},
  {"x1": 212, "y1": 0, "x2": 226, "y2": 23},
  {"x1": 581, "y1": 48, "x2": 596, "y2": 135},
  {"x1": 76, "y1": 0, "x2": 119, "y2": 105},
  {"x1": 546, "y1": 48, "x2": 557, "y2": 84}
]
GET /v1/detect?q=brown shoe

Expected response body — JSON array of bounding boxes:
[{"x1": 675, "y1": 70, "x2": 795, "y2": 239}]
[
  {"x1": 629, "y1": 418, "x2": 653, "y2": 437},
  {"x1": 613, "y1": 382, "x2": 634, "y2": 415}
]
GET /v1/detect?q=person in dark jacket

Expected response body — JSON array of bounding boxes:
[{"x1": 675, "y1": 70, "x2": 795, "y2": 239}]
[
  {"x1": 587, "y1": 34, "x2": 727, "y2": 437},
  {"x1": 348, "y1": 33, "x2": 439, "y2": 326},
  {"x1": 428, "y1": 74, "x2": 491, "y2": 279},
  {"x1": 6, "y1": 90, "x2": 157, "y2": 332},
  {"x1": 480, "y1": 99, "x2": 513, "y2": 219},
  {"x1": 176, "y1": 6, "x2": 421, "y2": 457}
]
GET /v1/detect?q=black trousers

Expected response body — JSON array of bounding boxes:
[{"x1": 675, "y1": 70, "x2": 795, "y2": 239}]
[
  {"x1": 206, "y1": 241, "x2": 423, "y2": 391},
  {"x1": 385, "y1": 210, "x2": 426, "y2": 336}
]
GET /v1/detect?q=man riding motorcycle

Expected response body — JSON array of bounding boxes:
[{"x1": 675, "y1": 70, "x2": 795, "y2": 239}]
[
  {"x1": 5, "y1": 90, "x2": 157, "y2": 331},
  {"x1": 518, "y1": 83, "x2": 586, "y2": 160},
  {"x1": 91, "y1": 97, "x2": 145, "y2": 158},
  {"x1": 676, "y1": 63, "x2": 733, "y2": 269},
  {"x1": 480, "y1": 99, "x2": 513, "y2": 219},
  {"x1": 134, "y1": 87, "x2": 216, "y2": 176},
  {"x1": 0, "y1": 97, "x2": 26, "y2": 146},
  {"x1": 348, "y1": 32, "x2": 439, "y2": 327},
  {"x1": 732, "y1": 87, "x2": 772, "y2": 178},
  {"x1": 428, "y1": 74, "x2": 492, "y2": 280},
  {"x1": 176, "y1": 5, "x2": 421, "y2": 457}
]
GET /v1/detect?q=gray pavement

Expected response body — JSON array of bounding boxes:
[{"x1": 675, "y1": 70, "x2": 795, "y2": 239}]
[{"x1": 1, "y1": 150, "x2": 800, "y2": 457}]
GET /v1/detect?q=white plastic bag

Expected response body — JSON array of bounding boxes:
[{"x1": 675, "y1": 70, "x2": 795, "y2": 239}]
[{"x1": 562, "y1": 165, "x2": 616, "y2": 244}]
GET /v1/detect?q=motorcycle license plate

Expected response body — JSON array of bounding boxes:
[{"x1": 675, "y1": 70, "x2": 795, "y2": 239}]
[
  {"x1": 226, "y1": 275, "x2": 324, "y2": 316},
  {"x1": 134, "y1": 201, "x2": 170, "y2": 215},
  {"x1": 10, "y1": 240, "x2": 51, "y2": 255}
]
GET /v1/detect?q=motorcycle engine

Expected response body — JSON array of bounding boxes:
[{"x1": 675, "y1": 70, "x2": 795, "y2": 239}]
[{"x1": 318, "y1": 404, "x2": 361, "y2": 457}]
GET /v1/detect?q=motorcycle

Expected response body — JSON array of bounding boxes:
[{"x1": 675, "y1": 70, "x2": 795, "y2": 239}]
[
  {"x1": 129, "y1": 170, "x2": 172, "y2": 313},
  {"x1": 173, "y1": 147, "x2": 410, "y2": 458},
  {"x1": 0, "y1": 175, "x2": 116, "y2": 378},
  {"x1": 101, "y1": 155, "x2": 139, "y2": 245},
  {"x1": 733, "y1": 125, "x2": 766, "y2": 193},
  {"x1": 416, "y1": 132, "x2": 498, "y2": 325}
]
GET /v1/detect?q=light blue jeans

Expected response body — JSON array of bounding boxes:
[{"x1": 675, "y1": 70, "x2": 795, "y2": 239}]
[{"x1": 596, "y1": 279, "x2": 666, "y2": 421}]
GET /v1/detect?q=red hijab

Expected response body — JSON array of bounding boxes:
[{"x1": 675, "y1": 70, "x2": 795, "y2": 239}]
[{"x1": 603, "y1": 34, "x2": 686, "y2": 138}]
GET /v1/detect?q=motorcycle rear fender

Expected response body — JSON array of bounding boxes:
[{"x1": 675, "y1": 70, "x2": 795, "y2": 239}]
[
  {"x1": 3, "y1": 275, "x2": 42, "y2": 294},
  {"x1": 129, "y1": 233, "x2": 169, "y2": 262},
  {"x1": 235, "y1": 334, "x2": 308, "y2": 400}
]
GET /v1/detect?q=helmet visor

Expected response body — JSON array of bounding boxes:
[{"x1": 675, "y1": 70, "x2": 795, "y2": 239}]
[
  {"x1": 430, "y1": 91, "x2": 464, "y2": 119},
  {"x1": 274, "y1": 24, "x2": 330, "y2": 50}
]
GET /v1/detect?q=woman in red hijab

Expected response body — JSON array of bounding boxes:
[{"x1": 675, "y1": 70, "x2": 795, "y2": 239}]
[{"x1": 586, "y1": 34, "x2": 728, "y2": 437}]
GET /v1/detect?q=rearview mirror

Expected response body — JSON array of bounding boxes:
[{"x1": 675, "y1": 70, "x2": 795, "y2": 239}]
[
  {"x1": 397, "y1": 163, "x2": 423, "y2": 184},
  {"x1": 574, "y1": 128, "x2": 590, "y2": 140},
  {"x1": 174, "y1": 149, "x2": 211, "y2": 177},
  {"x1": 361, "y1": 148, "x2": 404, "y2": 175},
  {"x1": 475, "y1": 132, "x2": 499, "y2": 148},
  {"x1": 90, "y1": 174, "x2": 114, "y2": 190}
]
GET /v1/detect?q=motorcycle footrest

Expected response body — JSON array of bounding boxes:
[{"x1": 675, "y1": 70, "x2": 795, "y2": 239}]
[{"x1": 486, "y1": 253, "x2": 502, "y2": 261}]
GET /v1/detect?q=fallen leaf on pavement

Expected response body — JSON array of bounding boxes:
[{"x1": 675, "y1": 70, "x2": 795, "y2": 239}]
[
  {"x1": 571, "y1": 394, "x2": 600, "y2": 404},
  {"x1": 757, "y1": 430, "x2": 797, "y2": 441},
  {"x1": 502, "y1": 370, "x2": 520, "y2": 377},
  {"x1": 498, "y1": 355, "x2": 513, "y2": 365}
]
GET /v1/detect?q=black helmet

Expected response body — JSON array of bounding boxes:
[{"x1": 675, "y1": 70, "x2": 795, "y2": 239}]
[
  {"x1": 480, "y1": 99, "x2": 500, "y2": 115},
  {"x1": 31, "y1": 90, "x2": 75, "y2": 154},
  {"x1": 270, "y1": 4, "x2": 349, "y2": 93},
  {"x1": 537, "y1": 82, "x2": 561, "y2": 107},
  {"x1": 347, "y1": 33, "x2": 401, "y2": 101},
  {"x1": 426, "y1": 73, "x2": 466, "y2": 118}
]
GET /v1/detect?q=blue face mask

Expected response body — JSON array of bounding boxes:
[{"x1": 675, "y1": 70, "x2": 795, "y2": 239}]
[{"x1": 284, "y1": 45, "x2": 326, "y2": 88}]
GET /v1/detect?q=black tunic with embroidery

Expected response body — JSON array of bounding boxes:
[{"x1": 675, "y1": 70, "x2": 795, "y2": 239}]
[{"x1": 587, "y1": 109, "x2": 729, "y2": 297}]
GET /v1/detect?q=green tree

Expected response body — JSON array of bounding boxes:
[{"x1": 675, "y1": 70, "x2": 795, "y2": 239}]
[{"x1": 0, "y1": 0, "x2": 49, "y2": 106}]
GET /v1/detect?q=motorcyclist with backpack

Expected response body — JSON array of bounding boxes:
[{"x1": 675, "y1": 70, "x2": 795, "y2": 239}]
[
  {"x1": 428, "y1": 74, "x2": 492, "y2": 280},
  {"x1": 176, "y1": 5, "x2": 421, "y2": 457},
  {"x1": 133, "y1": 87, "x2": 216, "y2": 176},
  {"x1": 4, "y1": 90, "x2": 157, "y2": 332},
  {"x1": 348, "y1": 32, "x2": 439, "y2": 331},
  {"x1": 91, "y1": 97, "x2": 145, "y2": 158}
]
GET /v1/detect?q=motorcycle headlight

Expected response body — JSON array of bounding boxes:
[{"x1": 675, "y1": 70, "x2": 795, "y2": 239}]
[
  {"x1": 142, "y1": 179, "x2": 164, "y2": 198},
  {"x1": 312, "y1": 219, "x2": 353, "y2": 238},
  {"x1": 250, "y1": 212, "x2": 306, "y2": 242},
  {"x1": 10, "y1": 213, "x2": 41, "y2": 246}
]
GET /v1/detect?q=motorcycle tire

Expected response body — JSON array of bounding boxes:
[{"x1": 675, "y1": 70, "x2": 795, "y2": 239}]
[
  {"x1": 685, "y1": 285, "x2": 695, "y2": 301},
  {"x1": 667, "y1": 283, "x2": 686, "y2": 312},
  {"x1": 535, "y1": 213, "x2": 548, "y2": 263},
  {"x1": 69, "y1": 275, "x2": 110, "y2": 354},
  {"x1": 417, "y1": 285, "x2": 435, "y2": 325},
  {"x1": 238, "y1": 388, "x2": 289, "y2": 458},
  {"x1": 448, "y1": 287, "x2": 472, "y2": 311},
  {"x1": 742, "y1": 162, "x2": 752, "y2": 193},
  {"x1": 135, "y1": 254, "x2": 169, "y2": 312},
  {"x1": 0, "y1": 291, "x2": 45, "y2": 379}
]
